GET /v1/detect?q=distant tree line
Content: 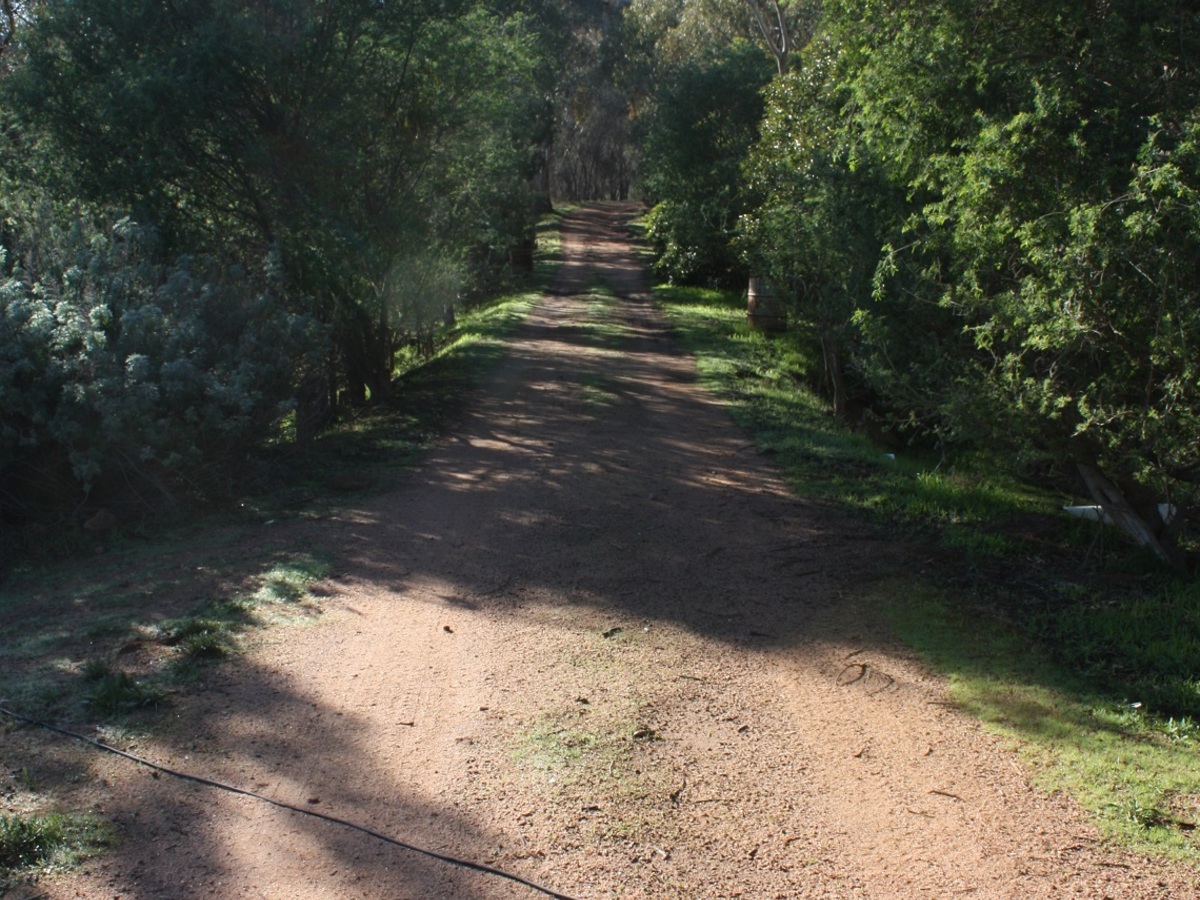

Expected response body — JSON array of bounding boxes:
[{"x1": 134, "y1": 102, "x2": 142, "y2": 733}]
[
  {"x1": 627, "y1": 0, "x2": 1200, "y2": 565},
  {"x1": 547, "y1": 0, "x2": 639, "y2": 201}
]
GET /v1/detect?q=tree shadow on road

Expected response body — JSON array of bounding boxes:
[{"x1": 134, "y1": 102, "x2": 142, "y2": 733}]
[{"x1": 2, "y1": 204, "x2": 901, "y2": 899}]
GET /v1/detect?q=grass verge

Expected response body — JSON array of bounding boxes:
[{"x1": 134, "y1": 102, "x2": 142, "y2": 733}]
[
  {"x1": 657, "y1": 283, "x2": 1200, "y2": 860},
  {"x1": 0, "y1": 812, "x2": 109, "y2": 887},
  {"x1": 656, "y1": 286, "x2": 1050, "y2": 541},
  {"x1": 886, "y1": 582, "x2": 1200, "y2": 858},
  {"x1": 245, "y1": 289, "x2": 538, "y2": 523}
]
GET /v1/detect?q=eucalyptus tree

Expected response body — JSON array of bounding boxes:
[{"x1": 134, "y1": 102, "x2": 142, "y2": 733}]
[
  {"x1": 545, "y1": 0, "x2": 638, "y2": 199},
  {"x1": 741, "y1": 0, "x2": 820, "y2": 74}
]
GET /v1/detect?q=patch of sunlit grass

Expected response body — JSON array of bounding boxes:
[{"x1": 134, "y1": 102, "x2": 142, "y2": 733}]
[
  {"x1": 0, "y1": 812, "x2": 109, "y2": 882},
  {"x1": 885, "y1": 581, "x2": 1200, "y2": 860},
  {"x1": 659, "y1": 281, "x2": 1200, "y2": 860}
]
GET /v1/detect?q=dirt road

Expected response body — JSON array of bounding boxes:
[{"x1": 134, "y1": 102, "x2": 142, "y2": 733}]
[{"x1": 43, "y1": 205, "x2": 1195, "y2": 898}]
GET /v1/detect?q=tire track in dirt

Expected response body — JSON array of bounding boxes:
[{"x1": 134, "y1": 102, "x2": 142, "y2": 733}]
[{"x1": 45, "y1": 203, "x2": 1197, "y2": 899}]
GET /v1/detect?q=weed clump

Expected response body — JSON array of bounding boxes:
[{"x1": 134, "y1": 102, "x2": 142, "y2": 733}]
[
  {"x1": 82, "y1": 668, "x2": 162, "y2": 716},
  {"x1": 0, "y1": 813, "x2": 70, "y2": 870},
  {"x1": 167, "y1": 617, "x2": 234, "y2": 659},
  {"x1": 0, "y1": 812, "x2": 108, "y2": 882}
]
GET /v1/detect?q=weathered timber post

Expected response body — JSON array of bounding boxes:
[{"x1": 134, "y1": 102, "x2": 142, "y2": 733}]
[{"x1": 747, "y1": 276, "x2": 787, "y2": 333}]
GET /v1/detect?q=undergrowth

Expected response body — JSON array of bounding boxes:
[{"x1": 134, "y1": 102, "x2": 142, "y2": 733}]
[
  {"x1": 657, "y1": 283, "x2": 1200, "y2": 859},
  {"x1": 0, "y1": 812, "x2": 108, "y2": 885}
]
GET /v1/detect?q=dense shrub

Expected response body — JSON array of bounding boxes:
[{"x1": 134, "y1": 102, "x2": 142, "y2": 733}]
[
  {"x1": 738, "y1": 0, "x2": 1200, "y2": 560},
  {"x1": 640, "y1": 40, "x2": 772, "y2": 286},
  {"x1": 0, "y1": 205, "x2": 321, "y2": 524}
]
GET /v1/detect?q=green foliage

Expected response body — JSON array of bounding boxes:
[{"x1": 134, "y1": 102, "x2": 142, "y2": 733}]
[
  {"x1": 5, "y1": 0, "x2": 551, "y2": 405},
  {"x1": 739, "y1": 40, "x2": 913, "y2": 415},
  {"x1": 0, "y1": 0, "x2": 557, "y2": 540},
  {"x1": 938, "y1": 111, "x2": 1200, "y2": 489},
  {"x1": 640, "y1": 40, "x2": 773, "y2": 285},
  {"x1": 0, "y1": 206, "x2": 318, "y2": 506},
  {"x1": 547, "y1": 0, "x2": 636, "y2": 201},
  {"x1": 737, "y1": 0, "x2": 1200, "y2": 556},
  {"x1": 1, "y1": 813, "x2": 71, "y2": 870},
  {"x1": 620, "y1": 0, "x2": 761, "y2": 75}
]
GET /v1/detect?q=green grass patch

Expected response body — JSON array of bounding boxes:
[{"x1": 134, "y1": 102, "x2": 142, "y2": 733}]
[
  {"x1": 169, "y1": 617, "x2": 236, "y2": 660},
  {"x1": 254, "y1": 557, "x2": 331, "y2": 605},
  {"x1": 82, "y1": 669, "x2": 164, "y2": 716},
  {"x1": 0, "y1": 812, "x2": 107, "y2": 878},
  {"x1": 886, "y1": 584, "x2": 1200, "y2": 858},
  {"x1": 0, "y1": 549, "x2": 334, "y2": 726},
  {"x1": 160, "y1": 555, "x2": 332, "y2": 678},
  {"x1": 1029, "y1": 578, "x2": 1200, "y2": 720},
  {"x1": 657, "y1": 282, "x2": 1200, "y2": 859}
]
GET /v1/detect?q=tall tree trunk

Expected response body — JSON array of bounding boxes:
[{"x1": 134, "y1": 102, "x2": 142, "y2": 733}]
[
  {"x1": 296, "y1": 368, "x2": 333, "y2": 443},
  {"x1": 744, "y1": 0, "x2": 790, "y2": 75},
  {"x1": 821, "y1": 335, "x2": 847, "y2": 420}
]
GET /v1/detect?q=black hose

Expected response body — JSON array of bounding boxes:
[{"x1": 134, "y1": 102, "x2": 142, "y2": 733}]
[{"x1": 0, "y1": 705, "x2": 580, "y2": 900}]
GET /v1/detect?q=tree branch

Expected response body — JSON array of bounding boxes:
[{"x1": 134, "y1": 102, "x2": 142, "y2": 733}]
[
  {"x1": 1076, "y1": 462, "x2": 1175, "y2": 566},
  {"x1": 744, "y1": 0, "x2": 788, "y2": 75}
]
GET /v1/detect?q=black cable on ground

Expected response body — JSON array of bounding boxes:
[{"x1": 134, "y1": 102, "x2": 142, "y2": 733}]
[{"x1": 0, "y1": 705, "x2": 580, "y2": 900}]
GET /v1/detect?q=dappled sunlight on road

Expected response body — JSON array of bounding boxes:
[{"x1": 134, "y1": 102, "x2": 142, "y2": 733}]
[
  {"x1": 29, "y1": 205, "x2": 1191, "y2": 900},
  {"x1": 320, "y1": 205, "x2": 862, "y2": 654}
]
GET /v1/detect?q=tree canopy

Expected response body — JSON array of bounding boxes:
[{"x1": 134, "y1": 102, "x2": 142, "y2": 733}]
[
  {"x1": 628, "y1": 0, "x2": 1200, "y2": 563},
  {"x1": 2, "y1": 0, "x2": 1199, "y2": 566},
  {"x1": 0, "y1": 0, "x2": 560, "y2": 527}
]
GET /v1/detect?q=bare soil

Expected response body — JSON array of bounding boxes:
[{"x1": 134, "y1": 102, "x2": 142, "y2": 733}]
[{"x1": 10, "y1": 204, "x2": 1199, "y2": 898}]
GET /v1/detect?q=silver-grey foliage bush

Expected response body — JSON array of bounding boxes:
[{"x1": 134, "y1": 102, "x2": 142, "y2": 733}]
[{"x1": 0, "y1": 208, "x2": 321, "y2": 510}]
